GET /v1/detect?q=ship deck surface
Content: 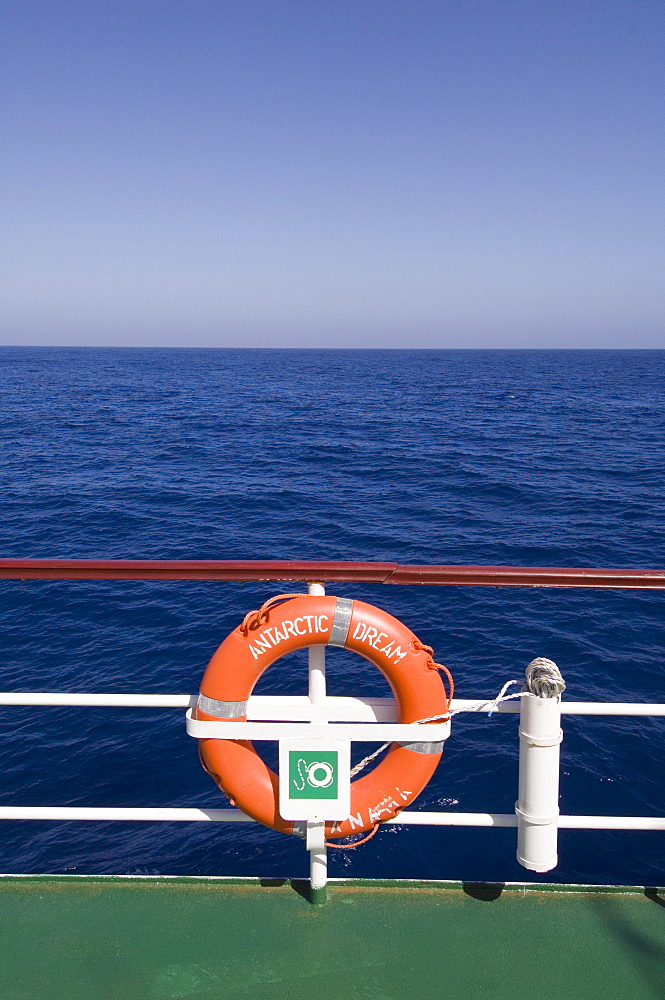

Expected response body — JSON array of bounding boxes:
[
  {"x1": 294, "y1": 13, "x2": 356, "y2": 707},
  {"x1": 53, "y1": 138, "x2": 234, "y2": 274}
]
[{"x1": 1, "y1": 876, "x2": 664, "y2": 999}]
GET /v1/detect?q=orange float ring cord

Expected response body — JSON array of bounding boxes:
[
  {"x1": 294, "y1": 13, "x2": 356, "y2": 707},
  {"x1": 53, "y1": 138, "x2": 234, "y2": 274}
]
[{"x1": 196, "y1": 594, "x2": 452, "y2": 839}]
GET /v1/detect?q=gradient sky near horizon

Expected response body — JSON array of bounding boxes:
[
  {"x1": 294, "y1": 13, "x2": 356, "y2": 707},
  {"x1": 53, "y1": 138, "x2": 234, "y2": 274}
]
[{"x1": 1, "y1": 1, "x2": 663, "y2": 348}]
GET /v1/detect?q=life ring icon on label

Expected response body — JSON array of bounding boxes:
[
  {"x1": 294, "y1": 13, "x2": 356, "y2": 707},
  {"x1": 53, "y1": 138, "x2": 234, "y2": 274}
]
[
  {"x1": 289, "y1": 750, "x2": 339, "y2": 799},
  {"x1": 298, "y1": 759, "x2": 334, "y2": 790}
]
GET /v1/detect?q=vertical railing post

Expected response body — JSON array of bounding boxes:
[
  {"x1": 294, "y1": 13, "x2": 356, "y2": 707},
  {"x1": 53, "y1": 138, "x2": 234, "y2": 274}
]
[
  {"x1": 307, "y1": 581, "x2": 327, "y2": 903},
  {"x1": 516, "y1": 658, "x2": 564, "y2": 873}
]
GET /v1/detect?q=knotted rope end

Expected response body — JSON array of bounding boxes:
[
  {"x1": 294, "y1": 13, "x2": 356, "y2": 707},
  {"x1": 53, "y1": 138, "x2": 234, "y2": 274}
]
[{"x1": 525, "y1": 657, "x2": 566, "y2": 699}]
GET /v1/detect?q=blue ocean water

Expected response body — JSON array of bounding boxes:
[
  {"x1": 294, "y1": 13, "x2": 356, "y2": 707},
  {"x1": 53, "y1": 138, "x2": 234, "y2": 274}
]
[{"x1": 0, "y1": 347, "x2": 663, "y2": 886}]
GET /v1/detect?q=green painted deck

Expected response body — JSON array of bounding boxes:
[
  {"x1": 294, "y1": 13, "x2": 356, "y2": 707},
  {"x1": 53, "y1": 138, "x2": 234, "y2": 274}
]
[{"x1": 0, "y1": 877, "x2": 663, "y2": 999}]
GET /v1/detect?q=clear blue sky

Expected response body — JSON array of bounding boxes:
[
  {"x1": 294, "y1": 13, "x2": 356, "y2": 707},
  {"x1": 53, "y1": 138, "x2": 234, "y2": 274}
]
[{"x1": 1, "y1": 0, "x2": 663, "y2": 348}]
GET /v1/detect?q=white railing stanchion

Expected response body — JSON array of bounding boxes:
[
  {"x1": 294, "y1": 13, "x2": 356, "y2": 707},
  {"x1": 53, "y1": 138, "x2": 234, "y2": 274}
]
[
  {"x1": 516, "y1": 659, "x2": 564, "y2": 873},
  {"x1": 307, "y1": 581, "x2": 328, "y2": 903},
  {"x1": 307, "y1": 582, "x2": 327, "y2": 718},
  {"x1": 307, "y1": 820, "x2": 327, "y2": 903}
]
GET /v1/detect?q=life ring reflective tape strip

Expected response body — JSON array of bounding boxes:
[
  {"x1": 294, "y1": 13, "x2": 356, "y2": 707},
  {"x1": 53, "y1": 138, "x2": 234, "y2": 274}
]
[
  {"x1": 327, "y1": 597, "x2": 354, "y2": 645},
  {"x1": 196, "y1": 595, "x2": 451, "y2": 838}
]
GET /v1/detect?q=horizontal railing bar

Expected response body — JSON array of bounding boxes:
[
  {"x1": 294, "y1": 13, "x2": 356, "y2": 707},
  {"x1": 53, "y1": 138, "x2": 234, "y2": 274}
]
[
  {"x1": 244, "y1": 695, "x2": 398, "y2": 721},
  {"x1": 0, "y1": 559, "x2": 664, "y2": 589},
  {"x1": 0, "y1": 694, "x2": 397, "y2": 715},
  {"x1": 185, "y1": 712, "x2": 451, "y2": 742},
  {"x1": 0, "y1": 693, "x2": 198, "y2": 708},
  {"x1": 389, "y1": 566, "x2": 665, "y2": 589},
  {"x1": 0, "y1": 693, "x2": 664, "y2": 716},
  {"x1": 0, "y1": 559, "x2": 395, "y2": 583},
  {"x1": 386, "y1": 812, "x2": 518, "y2": 827},
  {"x1": 0, "y1": 807, "x2": 250, "y2": 822},
  {"x1": 452, "y1": 701, "x2": 665, "y2": 716},
  {"x1": 387, "y1": 814, "x2": 665, "y2": 831},
  {"x1": 0, "y1": 808, "x2": 662, "y2": 830},
  {"x1": 559, "y1": 702, "x2": 665, "y2": 716},
  {"x1": 557, "y1": 816, "x2": 665, "y2": 830}
]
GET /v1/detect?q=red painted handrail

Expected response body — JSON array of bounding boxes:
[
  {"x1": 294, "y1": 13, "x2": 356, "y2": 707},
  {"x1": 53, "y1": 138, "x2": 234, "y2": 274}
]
[{"x1": 0, "y1": 559, "x2": 663, "y2": 588}]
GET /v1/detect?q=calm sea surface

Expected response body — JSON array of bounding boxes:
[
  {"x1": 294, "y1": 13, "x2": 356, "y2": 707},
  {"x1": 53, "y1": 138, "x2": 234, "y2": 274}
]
[{"x1": 0, "y1": 347, "x2": 663, "y2": 885}]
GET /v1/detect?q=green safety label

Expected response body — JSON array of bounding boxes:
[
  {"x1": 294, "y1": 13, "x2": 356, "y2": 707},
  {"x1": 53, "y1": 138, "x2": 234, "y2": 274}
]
[{"x1": 289, "y1": 750, "x2": 338, "y2": 799}]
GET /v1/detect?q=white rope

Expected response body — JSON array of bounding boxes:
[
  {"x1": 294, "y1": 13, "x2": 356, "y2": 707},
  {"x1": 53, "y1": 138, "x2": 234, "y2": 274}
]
[
  {"x1": 525, "y1": 657, "x2": 566, "y2": 699},
  {"x1": 453, "y1": 678, "x2": 524, "y2": 719},
  {"x1": 350, "y1": 660, "x2": 564, "y2": 778},
  {"x1": 350, "y1": 743, "x2": 391, "y2": 777},
  {"x1": 349, "y1": 678, "x2": 525, "y2": 777}
]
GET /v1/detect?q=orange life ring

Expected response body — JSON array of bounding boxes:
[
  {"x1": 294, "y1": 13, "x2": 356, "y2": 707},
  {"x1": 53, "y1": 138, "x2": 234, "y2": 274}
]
[{"x1": 196, "y1": 595, "x2": 451, "y2": 838}]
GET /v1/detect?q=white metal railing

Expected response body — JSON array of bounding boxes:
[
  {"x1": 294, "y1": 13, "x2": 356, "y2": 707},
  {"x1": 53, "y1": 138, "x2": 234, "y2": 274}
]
[
  {"x1": 0, "y1": 584, "x2": 663, "y2": 894},
  {"x1": 0, "y1": 806, "x2": 662, "y2": 830},
  {"x1": 1, "y1": 691, "x2": 664, "y2": 715},
  {"x1": 2, "y1": 565, "x2": 663, "y2": 902},
  {"x1": 1, "y1": 685, "x2": 663, "y2": 900},
  {"x1": 0, "y1": 693, "x2": 663, "y2": 832}
]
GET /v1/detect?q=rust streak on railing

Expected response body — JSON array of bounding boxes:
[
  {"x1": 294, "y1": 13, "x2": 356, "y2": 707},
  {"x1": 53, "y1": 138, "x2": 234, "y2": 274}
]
[{"x1": 0, "y1": 559, "x2": 663, "y2": 589}]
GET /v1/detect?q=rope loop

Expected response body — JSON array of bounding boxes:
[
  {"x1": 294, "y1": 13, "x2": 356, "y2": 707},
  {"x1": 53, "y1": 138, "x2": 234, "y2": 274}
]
[
  {"x1": 435, "y1": 663, "x2": 455, "y2": 712},
  {"x1": 325, "y1": 823, "x2": 380, "y2": 849},
  {"x1": 412, "y1": 639, "x2": 434, "y2": 657},
  {"x1": 412, "y1": 640, "x2": 454, "y2": 711},
  {"x1": 239, "y1": 593, "x2": 310, "y2": 635}
]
